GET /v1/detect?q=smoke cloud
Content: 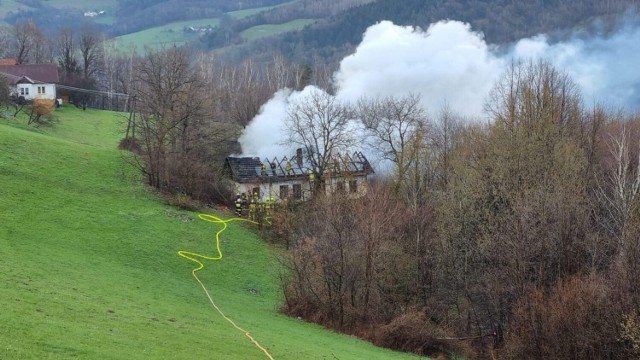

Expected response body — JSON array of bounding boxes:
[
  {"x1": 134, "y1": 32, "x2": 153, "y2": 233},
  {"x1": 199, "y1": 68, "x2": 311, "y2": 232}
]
[{"x1": 239, "y1": 19, "x2": 640, "y2": 158}]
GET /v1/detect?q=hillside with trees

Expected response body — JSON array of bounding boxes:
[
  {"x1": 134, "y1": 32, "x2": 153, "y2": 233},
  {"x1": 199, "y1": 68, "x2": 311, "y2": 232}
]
[
  {"x1": 2, "y1": 1, "x2": 640, "y2": 358},
  {"x1": 213, "y1": 0, "x2": 640, "y2": 62}
]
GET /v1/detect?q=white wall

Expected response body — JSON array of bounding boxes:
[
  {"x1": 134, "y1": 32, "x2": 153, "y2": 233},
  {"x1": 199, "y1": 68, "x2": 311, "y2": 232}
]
[
  {"x1": 15, "y1": 83, "x2": 56, "y2": 100},
  {"x1": 236, "y1": 174, "x2": 369, "y2": 202}
]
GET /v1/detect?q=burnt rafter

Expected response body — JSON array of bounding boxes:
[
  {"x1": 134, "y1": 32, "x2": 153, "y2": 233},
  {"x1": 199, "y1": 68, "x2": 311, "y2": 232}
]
[{"x1": 225, "y1": 151, "x2": 374, "y2": 184}]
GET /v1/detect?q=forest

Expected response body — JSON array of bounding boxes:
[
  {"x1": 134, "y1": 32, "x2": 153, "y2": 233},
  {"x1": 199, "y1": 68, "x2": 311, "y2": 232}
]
[
  {"x1": 115, "y1": 47, "x2": 640, "y2": 358},
  {"x1": 210, "y1": 0, "x2": 640, "y2": 62}
]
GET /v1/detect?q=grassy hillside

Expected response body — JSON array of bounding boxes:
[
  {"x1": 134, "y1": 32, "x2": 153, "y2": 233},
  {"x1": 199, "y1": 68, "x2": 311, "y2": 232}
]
[
  {"x1": 114, "y1": 18, "x2": 220, "y2": 53},
  {"x1": 0, "y1": 107, "x2": 420, "y2": 359},
  {"x1": 0, "y1": 0, "x2": 117, "y2": 24},
  {"x1": 113, "y1": 2, "x2": 302, "y2": 53},
  {"x1": 241, "y1": 19, "x2": 316, "y2": 41}
]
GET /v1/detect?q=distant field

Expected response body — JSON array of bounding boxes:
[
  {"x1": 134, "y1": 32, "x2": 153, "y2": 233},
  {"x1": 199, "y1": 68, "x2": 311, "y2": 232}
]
[
  {"x1": 0, "y1": 0, "x2": 117, "y2": 24},
  {"x1": 114, "y1": 1, "x2": 301, "y2": 53},
  {"x1": 114, "y1": 24, "x2": 207, "y2": 54},
  {"x1": 241, "y1": 19, "x2": 316, "y2": 41},
  {"x1": 0, "y1": 0, "x2": 31, "y2": 18},
  {"x1": 42, "y1": 0, "x2": 117, "y2": 9},
  {"x1": 0, "y1": 107, "x2": 420, "y2": 359}
]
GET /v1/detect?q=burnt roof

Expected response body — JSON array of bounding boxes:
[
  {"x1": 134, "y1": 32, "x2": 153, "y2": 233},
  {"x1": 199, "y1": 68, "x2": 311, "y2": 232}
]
[
  {"x1": 225, "y1": 157, "x2": 263, "y2": 183},
  {"x1": 0, "y1": 64, "x2": 59, "y2": 84},
  {"x1": 226, "y1": 151, "x2": 374, "y2": 183}
]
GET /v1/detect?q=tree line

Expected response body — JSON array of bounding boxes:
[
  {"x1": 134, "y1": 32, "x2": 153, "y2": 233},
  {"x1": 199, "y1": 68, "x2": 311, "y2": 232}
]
[
  {"x1": 222, "y1": 0, "x2": 640, "y2": 63},
  {"x1": 129, "y1": 46, "x2": 640, "y2": 358},
  {"x1": 268, "y1": 60, "x2": 640, "y2": 359}
]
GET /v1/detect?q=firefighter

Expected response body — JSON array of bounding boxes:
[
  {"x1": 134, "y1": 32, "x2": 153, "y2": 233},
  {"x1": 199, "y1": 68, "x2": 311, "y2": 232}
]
[
  {"x1": 286, "y1": 159, "x2": 293, "y2": 175},
  {"x1": 261, "y1": 162, "x2": 267, "y2": 176},
  {"x1": 264, "y1": 196, "x2": 273, "y2": 216},
  {"x1": 249, "y1": 193, "x2": 257, "y2": 221},
  {"x1": 234, "y1": 194, "x2": 243, "y2": 217},
  {"x1": 270, "y1": 161, "x2": 277, "y2": 175}
]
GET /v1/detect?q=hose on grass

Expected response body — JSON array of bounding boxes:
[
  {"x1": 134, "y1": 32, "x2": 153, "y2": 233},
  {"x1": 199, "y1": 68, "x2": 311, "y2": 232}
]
[{"x1": 178, "y1": 214, "x2": 274, "y2": 360}]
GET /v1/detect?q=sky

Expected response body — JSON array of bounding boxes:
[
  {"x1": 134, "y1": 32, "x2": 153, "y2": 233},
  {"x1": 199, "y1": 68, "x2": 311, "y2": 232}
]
[{"x1": 239, "y1": 19, "x2": 640, "y2": 159}]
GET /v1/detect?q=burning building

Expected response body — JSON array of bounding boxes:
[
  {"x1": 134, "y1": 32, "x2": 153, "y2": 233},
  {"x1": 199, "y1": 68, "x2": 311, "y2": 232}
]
[{"x1": 225, "y1": 150, "x2": 374, "y2": 202}]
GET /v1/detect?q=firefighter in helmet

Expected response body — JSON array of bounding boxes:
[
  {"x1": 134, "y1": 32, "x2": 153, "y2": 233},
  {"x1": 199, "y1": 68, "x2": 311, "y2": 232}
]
[
  {"x1": 234, "y1": 193, "x2": 243, "y2": 217},
  {"x1": 286, "y1": 159, "x2": 293, "y2": 175}
]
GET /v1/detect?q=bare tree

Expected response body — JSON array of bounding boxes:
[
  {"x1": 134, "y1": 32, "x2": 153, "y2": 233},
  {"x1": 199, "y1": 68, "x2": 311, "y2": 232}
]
[
  {"x1": 218, "y1": 58, "x2": 273, "y2": 128},
  {"x1": 596, "y1": 124, "x2": 640, "y2": 258},
  {"x1": 12, "y1": 19, "x2": 41, "y2": 64},
  {"x1": 357, "y1": 93, "x2": 428, "y2": 189},
  {"x1": 57, "y1": 27, "x2": 79, "y2": 79},
  {"x1": 78, "y1": 24, "x2": 104, "y2": 81},
  {"x1": 132, "y1": 45, "x2": 206, "y2": 189},
  {"x1": 284, "y1": 88, "x2": 356, "y2": 186}
]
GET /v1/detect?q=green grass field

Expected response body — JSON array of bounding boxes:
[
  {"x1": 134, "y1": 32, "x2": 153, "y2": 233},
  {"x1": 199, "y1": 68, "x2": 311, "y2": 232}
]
[
  {"x1": 0, "y1": 107, "x2": 421, "y2": 359},
  {"x1": 113, "y1": 1, "x2": 304, "y2": 53},
  {"x1": 114, "y1": 18, "x2": 221, "y2": 53},
  {"x1": 241, "y1": 19, "x2": 316, "y2": 41},
  {"x1": 0, "y1": 0, "x2": 117, "y2": 20}
]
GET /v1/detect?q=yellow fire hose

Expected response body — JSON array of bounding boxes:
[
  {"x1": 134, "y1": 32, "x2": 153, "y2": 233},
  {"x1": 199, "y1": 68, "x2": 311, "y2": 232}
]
[{"x1": 178, "y1": 214, "x2": 274, "y2": 359}]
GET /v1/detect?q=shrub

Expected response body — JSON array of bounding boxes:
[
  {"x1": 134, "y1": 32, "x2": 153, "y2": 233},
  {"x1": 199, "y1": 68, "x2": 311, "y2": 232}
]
[
  {"x1": 505, "y1": 274, "x2": 624, "y2": 359},
  {"x1": 620, "y1": 310, "x2": 640, "y2": 358},
  {"x1": 372, "y1": 310, "x2": 475, "y2": 359}
]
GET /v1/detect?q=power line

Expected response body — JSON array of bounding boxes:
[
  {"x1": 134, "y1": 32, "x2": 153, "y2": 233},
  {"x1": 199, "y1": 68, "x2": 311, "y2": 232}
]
[{"x1": 56, "y1": 84, "x2": 130, "y2": 98}]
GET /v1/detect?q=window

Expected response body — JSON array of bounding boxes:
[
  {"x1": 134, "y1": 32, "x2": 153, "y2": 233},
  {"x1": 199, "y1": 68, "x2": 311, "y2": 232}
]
[
  {"x1": 20, "y1": 87, "x2": 25, "y2": 96},
  {"x1": 336, "y1": 181, "x2": 345, "y2": 194},
  {"x1": 293, "y1": 184, "x2": 302, "y2": 199},
  {"x1": 349, "y1": 180, "x2": 358, "y2": 193},
  {"x1": 37, "y1": 86, "x2": 45, "y2": 94},
  {"x1": 24, "y1": 87, "x2": 29, "y2": 95},
  {"x1": 279, "y1": 185, "x2": 289, "y2": 199}
]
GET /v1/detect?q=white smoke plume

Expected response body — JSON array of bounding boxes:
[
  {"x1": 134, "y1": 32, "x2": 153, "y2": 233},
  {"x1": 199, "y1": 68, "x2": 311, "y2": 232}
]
[
  {"x1": 334, "y1": 20, "x2": 504, "y2": 118},
  {"x1": 239, "y1": 19, "x2": 640, "y2": 158},
  {"x1": 512, "y1": 25, "x2": 640, "y2": 109}
]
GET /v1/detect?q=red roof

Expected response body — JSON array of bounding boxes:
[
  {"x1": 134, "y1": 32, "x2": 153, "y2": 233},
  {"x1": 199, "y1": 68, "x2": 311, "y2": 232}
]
[
  {"x1": 0, "y1": 59, "x2": 17, "y2": 65},
  {"x1": 0, "y1": 64, "x2": 59, "y2": 84}
]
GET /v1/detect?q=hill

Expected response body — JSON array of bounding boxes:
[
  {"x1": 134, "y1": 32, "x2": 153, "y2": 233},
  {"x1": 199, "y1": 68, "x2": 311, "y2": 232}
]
[
  {"x1": 0, "y1": 108, "x2": 418, "y2": 359},
  {"x1": 210, "y1": 0, "x2": 640, "y2": 62}
]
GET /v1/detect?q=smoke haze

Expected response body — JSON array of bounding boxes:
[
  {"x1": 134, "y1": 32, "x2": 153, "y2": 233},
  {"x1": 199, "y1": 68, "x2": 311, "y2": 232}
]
[{"x1": 239, "y1": 19, "x2": 640, "y2": 158}]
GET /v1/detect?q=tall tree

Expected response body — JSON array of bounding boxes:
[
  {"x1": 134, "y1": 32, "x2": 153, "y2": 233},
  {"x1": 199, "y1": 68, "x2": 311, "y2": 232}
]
[
  {"x1": 78, "y1": 24, "x2": 103, "y2": 81},
  {"x1": 132, "y1": 45, "x2": 206, "y2": 189},
  {"x1": 357, "y1": 93, "x2": 428, "y2": 189},
  {"x1": 57, "y1": 27, "x2": 79, "y2": 79},
  {"x1": 284, "y1": 88, "x2": 356, "y2": 188},
  {"x1": 12, "y1": 19, "x2": 40, "y2": 64}
]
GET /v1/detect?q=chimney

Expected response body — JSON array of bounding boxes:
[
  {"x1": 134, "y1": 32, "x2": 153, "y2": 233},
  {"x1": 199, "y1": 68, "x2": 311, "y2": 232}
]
[{"x1": 296, "y1": 148, "x2": 303, "y2": 167}]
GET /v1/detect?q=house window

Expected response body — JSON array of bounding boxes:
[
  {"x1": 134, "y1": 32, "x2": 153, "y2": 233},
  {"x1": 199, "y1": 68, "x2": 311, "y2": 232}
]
[
  {"x1": 336, "y1": 181, "x2": 346, "y2": 194},
  {"x1": 37, "y1": 86, "x2": 45, "y2": 94},
  {"x1": 20, "y1": 87, "x2": 26, "y2": 96},
  {"x1": 349, "y1": 180, "x2": 358, "y2": 193},
  {"x1": 279, "y1": 185, "x2": 289, "y2": 199},
  {"x1": 293, "y1": 184, "x2": 302, "y2": 199}
]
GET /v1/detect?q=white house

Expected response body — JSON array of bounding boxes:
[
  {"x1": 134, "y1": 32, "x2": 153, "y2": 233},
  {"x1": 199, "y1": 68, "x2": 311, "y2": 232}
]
[
  {"x1": 226, "y1": 150, "x2": 375, "y2": 202},
  {"x1": 0, "y1": 63, "x2": 59, "y2": 101}
]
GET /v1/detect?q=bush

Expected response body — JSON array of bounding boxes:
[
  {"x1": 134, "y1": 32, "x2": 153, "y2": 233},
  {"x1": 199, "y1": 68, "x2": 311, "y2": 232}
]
[
  {"x1": 620, "y1": 310, "x2": 640, "y2": 358},
  {"x1": 164, "y1": 192, "x2": 201, "y2": 211},
  {"x1": 505, "y1": 274, "x2": 625, "y2": 359},
  {"x1": 118, "y1": 137, "x2": 142, "y2": 153},
  {"x1": 28, "y1": 99, "x2": 57, "y2": 128},
  {"x1": 372, "y1": 310, "x2": 475, "y2": 359}
]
